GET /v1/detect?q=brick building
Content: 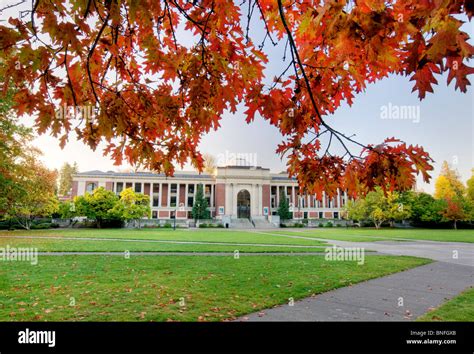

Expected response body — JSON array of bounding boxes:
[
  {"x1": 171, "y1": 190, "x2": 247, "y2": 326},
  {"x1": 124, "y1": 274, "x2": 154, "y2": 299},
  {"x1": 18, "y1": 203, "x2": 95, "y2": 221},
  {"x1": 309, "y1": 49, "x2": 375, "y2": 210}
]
[{"x1": 72, "y1": 165, "x2": 347, "y2": 222}]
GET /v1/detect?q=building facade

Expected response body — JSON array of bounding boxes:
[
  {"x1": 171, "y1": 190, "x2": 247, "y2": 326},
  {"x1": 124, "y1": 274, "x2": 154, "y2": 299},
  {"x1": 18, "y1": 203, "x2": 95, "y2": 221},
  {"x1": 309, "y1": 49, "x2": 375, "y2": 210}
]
[{"x1": 72, "y1": 166, "x2": 347, "y2": 221}]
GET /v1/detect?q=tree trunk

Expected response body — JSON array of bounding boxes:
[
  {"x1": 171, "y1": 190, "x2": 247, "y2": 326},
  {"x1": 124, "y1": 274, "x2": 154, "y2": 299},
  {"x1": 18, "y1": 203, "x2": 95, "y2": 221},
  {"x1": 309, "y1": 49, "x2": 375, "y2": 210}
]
[{"x1": 454, "y1": 220, "x2": 457, "y2": 230}]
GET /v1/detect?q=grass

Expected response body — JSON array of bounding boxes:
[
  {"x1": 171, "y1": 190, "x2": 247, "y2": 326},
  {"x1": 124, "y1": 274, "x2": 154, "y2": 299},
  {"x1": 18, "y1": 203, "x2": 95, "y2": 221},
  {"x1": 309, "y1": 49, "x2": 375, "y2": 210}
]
[
  {"x1": 0, "y1": 236, "x2": 327, "y2": 253},
  {"x1": 0, "y1": 228, "x2": 328, "y2": 247},
  {"x1": 267, "y1": 228, "x2": 474, "y2": 243},
  {"x1": 0, "y1": 255, "x2": 430, "y2": 321},
  {"x1": 417, "y1": 287, "x2": 474, "y2": 321}
]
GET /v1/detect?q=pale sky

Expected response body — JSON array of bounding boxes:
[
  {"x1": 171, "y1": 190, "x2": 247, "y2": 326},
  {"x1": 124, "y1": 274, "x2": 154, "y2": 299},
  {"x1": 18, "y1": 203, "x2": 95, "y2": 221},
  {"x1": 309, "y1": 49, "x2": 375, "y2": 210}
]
[{"x1": 2, "y1": 1, "x2": 473, "y2": 194}]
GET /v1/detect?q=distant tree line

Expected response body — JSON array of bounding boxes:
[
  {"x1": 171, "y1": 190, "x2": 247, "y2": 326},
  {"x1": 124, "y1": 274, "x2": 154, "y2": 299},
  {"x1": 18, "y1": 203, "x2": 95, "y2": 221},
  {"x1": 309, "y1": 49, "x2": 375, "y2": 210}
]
[{"x1": 344, "y1": 162, "x2": 474, "y2": 229}]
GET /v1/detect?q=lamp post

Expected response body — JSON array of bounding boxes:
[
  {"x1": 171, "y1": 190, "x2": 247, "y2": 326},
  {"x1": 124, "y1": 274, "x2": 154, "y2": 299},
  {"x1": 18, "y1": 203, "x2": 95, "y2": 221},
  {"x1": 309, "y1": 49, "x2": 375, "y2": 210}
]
[{"x1": 174, "y1": 203, "x2": 185, "y2": 230}]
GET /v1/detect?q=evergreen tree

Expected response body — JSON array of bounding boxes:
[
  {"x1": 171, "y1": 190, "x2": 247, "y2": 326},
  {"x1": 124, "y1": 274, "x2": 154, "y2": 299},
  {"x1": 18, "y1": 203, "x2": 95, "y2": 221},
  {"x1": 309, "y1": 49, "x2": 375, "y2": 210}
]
[
  {"x1": 58, "y1": 162, "x2": 79, "y2": 196},
  {"x1": 192, "y1": 184, "x2": 210, "y2": 221},
  {"x1": 277, "y1": 190, "x2": 292, "y2": 220}
]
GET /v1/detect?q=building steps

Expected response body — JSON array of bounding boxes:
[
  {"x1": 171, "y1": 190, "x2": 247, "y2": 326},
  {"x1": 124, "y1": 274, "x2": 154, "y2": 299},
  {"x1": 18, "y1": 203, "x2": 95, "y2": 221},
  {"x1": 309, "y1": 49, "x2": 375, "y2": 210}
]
[
  {"x1": 252, "y1": 218, "x2": 278, "y2": 229},
  {"x1": 229, "y1": 218, "x2": 254, "y2": 229}
]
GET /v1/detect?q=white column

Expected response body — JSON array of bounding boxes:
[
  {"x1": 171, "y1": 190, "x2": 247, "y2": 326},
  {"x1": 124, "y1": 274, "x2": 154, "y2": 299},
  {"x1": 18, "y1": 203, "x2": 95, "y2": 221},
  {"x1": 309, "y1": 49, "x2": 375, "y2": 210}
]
[
  {"x1": 322, "y1": 191, "x2": 326, "y2": 208},
  {"x1": 176, "y1": 183, "x2": 180, "y2": 208},
  {"x1": 167, "y1": 183, "x2": 171, "y2": 208},
  {"x1": 159, "y1": 183, "x2": 162, "y2": 207},
  {"x1": 185, "y1": 183, "x2": 188, "y2": 208},
  {"x1": 194, "y1": 183, "x2": 197, "y2": 205},
  {"x1": 336, "y1": 189, "x2": 340, "y2": 208}
]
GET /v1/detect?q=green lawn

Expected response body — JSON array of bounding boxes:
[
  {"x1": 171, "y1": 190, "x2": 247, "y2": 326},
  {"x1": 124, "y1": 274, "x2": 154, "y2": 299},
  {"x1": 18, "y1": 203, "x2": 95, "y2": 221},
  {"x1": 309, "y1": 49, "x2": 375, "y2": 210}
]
[
  {"x1": 0, "y1": 236, "x2": 327, "y2": 253},
  {"x1": 267, "y1": 228, "x2": 474, "y2": 243},
  {"x1": 0, "y1": 228, "x2": 332, "y2": 253},
  {"x1": 0, "y1": 228, "x2": 328, "y2": 247},
  {"x1": 0, "y1": 255, "x2": 430, "y2": 321},
  {"x1": 418, "y1": 287, "x2": 474, "y2": 321}
]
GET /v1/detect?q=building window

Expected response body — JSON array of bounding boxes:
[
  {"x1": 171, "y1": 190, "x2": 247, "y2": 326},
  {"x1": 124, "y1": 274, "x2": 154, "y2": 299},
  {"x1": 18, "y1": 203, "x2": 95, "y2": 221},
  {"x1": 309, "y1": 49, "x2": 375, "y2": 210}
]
[
  {"x1": 153, "y1": 183, "x2": 160, "y2": 193},
  {"x1": 271, "y1": 186, "x2": 277, "y2": 196},
  {"x1": 126, "y1": 182, "x2": 132, "y2": 189},
  {"x1": 153, "y1": 197, "x2": 159, "y2": 207},
  {"x1": 170, "y1": 196, "x2": 177, "y2": 207},
  {"x1": 135, "y1": 183, "x2": 142, "y2": 193},
  {"x1": 86, "y1": 183, "x2": 97, "y2": 193},
  {"x1": 170, "y1": 184, "x2": 177, "y2": 194},
  {"x1": 334, "y1": 212, "x2": 339, "y2": 219},
  {"x1": 187, "y1": 196, "x2": 194, "y2": 207},
  {"x1": 152, "y1": 211, "x2": 158, "y2": 219},
  {"x1": 187, "y1": 184, "x2": 195, "y2": 194},
  {"x1": 205, "y1": 185, "x2": 211, "y2": 194},
  {"x1": 319, "y1": 212, "x2": 323, "y2": 219},
  {"x1": 116, "y1": 182, "x2": 124, "y2": 194}
]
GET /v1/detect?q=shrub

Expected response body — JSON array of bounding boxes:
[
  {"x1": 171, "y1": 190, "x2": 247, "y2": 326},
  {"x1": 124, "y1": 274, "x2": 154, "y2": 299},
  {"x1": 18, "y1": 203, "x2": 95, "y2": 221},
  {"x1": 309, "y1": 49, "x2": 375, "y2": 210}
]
[
  {"x1": 324, "y1": 222, "x2": 333, "y2": 228},
  {"x1": 163, "y1": 222, "x2": 172, "y2": 228},
  {"x1": 318, "y1": 223, "x2": 324, "y2": 228},
  {"x1": 199, "y1": 223, "x2": 208, "y2": 228},
  {"x1": 336, "y1": 223, "x2": 342, "y2": 227},
  {"x1": 31, "y1": 222, "x2": 52, "y2": 229}
]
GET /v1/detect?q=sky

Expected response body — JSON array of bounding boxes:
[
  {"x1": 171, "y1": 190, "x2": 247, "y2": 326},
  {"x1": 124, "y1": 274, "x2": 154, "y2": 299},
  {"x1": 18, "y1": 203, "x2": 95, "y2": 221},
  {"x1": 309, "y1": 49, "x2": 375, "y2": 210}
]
[{"x1": 1, "y1": 1, "x2": 473, "y2": 194}]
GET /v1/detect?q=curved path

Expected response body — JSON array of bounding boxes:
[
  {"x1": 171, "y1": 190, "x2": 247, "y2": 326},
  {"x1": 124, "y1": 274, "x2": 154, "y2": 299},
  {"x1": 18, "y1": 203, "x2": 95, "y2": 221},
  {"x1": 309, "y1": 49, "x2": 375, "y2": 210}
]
[{"x1": 238, "y1": 232, "x2": 474, "y2": 321}]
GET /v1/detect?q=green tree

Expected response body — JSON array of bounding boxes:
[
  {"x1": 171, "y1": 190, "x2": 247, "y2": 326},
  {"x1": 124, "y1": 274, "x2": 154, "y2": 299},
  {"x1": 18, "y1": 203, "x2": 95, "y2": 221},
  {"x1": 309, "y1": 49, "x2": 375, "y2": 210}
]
[
  {"x1": 58, "y1": 162, "x2": 79, "y2": 196},
  {"x1": 111, "y1": 188, "x2": 151, "y2": 228},
  {"x1": 191, "y1": 184, "x2": 210, "y2": 222},
  {"x1": 364, "y1": 188, "x2": 389, "y2": 229},
  {"x1": 6, "y1": 157, "x2": 59, "y2": 229},
  {"x1": 0, "y1": 83, "x2": 34, "y2": 216},
  {"x1": 277, "y1": 190, "x2": 292, "y2": 221},
  {"x1": 409, "y1": 192, "x2": 445, "y2": 223},
  {"x1": 57, "y1": 200, "x2": 78, "y2": 219},
  {"x1": 344, "y1": 199, "x2": 367, "y2": 224},
  {"x1": 386, "y1": 191, "x2": 412, "y2": 227},
  {"x1": 74, "y1": 187, "x2": 119, "y2": 228}
]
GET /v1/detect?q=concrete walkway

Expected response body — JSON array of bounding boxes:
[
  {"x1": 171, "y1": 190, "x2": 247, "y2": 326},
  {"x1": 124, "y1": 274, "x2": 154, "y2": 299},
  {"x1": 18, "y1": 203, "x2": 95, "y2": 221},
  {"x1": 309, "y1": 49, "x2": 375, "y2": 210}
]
[
  {"x1": 238, "y1": 261, "x2": 474, "y2": 321},
  {"x1": 237, "y1": 234, "x2": 474, "y2": 321},
  {"x1": 306, "y1": 239, "x2": 474, "y2": 266}
]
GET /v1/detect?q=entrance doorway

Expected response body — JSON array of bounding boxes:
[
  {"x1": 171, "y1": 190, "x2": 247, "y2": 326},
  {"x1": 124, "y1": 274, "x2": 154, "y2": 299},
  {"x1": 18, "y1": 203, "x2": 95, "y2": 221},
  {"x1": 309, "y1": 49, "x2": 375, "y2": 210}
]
[{"x1": 237, "y1": 189, "x2": 251, "y2": 219}]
